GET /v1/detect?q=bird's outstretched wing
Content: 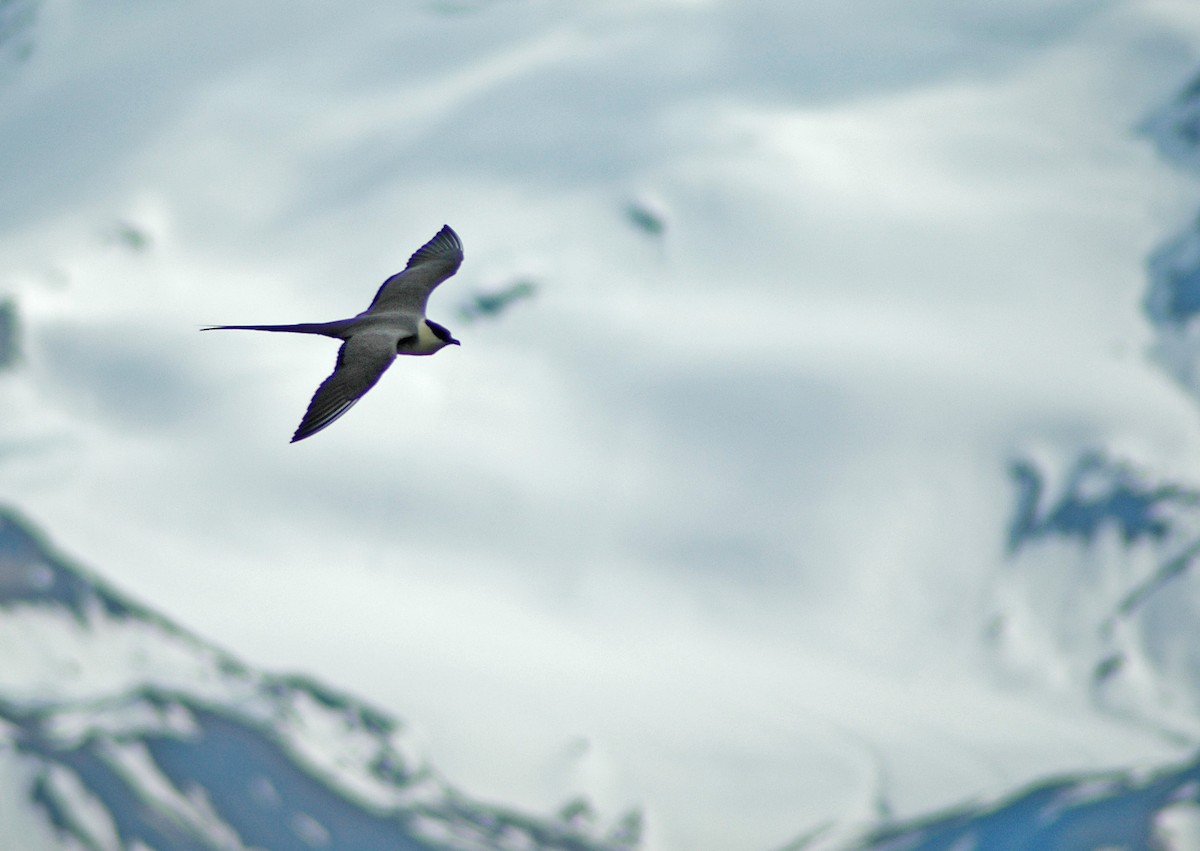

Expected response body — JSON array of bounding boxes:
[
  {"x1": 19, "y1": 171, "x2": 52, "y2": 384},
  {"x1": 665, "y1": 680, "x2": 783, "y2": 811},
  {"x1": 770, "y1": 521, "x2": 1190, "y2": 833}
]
[
  {"x1": 366, "y1": 225, "x2": 464, "y2": 315},
  {"x1": 291, "y1": 332, "x2": 401, "y2": 443}
]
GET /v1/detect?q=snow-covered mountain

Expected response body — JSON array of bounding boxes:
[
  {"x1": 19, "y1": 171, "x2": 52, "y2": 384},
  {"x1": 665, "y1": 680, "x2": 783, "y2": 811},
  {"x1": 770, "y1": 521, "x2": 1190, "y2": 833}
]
[
  {"x1": 0, "y1": 507, "x2": 639, "y2": 850},
  {"x1": 1145, "y1": 71, "x2": 1200, "y2": 410},
  {"x1": 792, "y1": 66, "x2": 1200, "y2": 851},
  {"x1": 808, "y1": 753, "x2": 1200, "y2": 850},
  {"x1": 987, "y1": 449, "x2": 1200, "y2": 741},
  {"x1": 994, "y1": 64, "x2": 1200, "y2": 747}
]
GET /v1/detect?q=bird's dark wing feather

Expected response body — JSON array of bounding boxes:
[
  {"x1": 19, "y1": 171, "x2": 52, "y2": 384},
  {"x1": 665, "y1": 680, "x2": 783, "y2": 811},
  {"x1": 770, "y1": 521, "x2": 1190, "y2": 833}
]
[
  {"x1": 291, "y1": 332, "x2": 401, "y2": 443},
  {"x1": 367, "y1": 225, "x2": 464, "y2": 314}
]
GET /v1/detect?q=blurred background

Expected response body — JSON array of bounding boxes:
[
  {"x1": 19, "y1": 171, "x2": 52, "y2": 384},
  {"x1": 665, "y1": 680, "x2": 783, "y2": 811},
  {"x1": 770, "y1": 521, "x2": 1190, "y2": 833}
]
[{"x1": 5, "y1": 0, "x2": 1200, "y2": 848}]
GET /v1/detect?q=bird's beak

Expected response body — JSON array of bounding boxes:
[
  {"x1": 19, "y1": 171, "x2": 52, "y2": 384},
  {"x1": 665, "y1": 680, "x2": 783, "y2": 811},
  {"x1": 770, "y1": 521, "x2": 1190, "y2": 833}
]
[{"x1": 451, "y1": 338, "x2": 461, "y2": 346}]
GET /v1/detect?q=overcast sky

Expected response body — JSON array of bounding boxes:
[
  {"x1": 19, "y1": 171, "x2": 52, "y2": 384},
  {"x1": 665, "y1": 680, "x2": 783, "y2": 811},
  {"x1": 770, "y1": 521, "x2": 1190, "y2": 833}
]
[{"x1": 4, "y1": 1, "x2": 1200, "y2": 848}]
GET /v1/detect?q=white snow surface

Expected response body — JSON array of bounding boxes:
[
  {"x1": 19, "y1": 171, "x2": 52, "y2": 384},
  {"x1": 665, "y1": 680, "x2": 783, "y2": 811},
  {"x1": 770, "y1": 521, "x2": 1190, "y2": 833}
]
[
  {"x1": 3, "y1": 1, "x2": 1200, "y2": 849},
  {"x1": 0, "y1": 601, "x2": 248, "y2": 707},
  {"x1": 1157, "y1": 801, "x2": 1200, "y2": 851},
  {"x1": 0, "y1": 747, "x2": 66, "y2": 851}
]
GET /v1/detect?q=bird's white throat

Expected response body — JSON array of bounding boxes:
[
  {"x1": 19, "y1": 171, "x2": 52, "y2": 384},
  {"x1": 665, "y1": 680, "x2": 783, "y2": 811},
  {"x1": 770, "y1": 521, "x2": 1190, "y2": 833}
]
[{"x1": 413, "y1": 320, "x2": 449, "y2": 354}]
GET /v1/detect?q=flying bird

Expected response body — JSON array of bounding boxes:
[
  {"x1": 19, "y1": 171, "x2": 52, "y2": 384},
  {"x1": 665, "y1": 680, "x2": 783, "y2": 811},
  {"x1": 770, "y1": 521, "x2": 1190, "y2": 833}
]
[{"x1": 204, "y1": 225, "x2": 463, "y2": 443}]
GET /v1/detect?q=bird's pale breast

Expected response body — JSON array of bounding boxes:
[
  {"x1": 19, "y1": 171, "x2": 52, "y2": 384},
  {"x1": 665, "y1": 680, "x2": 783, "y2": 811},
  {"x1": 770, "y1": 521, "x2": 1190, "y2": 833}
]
[{"x1": 405, "y1": 321, "x2": 450, "y2": 355}]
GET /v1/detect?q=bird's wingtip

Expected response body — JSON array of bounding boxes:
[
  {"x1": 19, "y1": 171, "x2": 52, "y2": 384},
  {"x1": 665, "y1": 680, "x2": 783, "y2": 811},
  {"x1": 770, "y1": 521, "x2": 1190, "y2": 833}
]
[{"x1": 406, "y1": 224, "x2": 463, "y2": 268}]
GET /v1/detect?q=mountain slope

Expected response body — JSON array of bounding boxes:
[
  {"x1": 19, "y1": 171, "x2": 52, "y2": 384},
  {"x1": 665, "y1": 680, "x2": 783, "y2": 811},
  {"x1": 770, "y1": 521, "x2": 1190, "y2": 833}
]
[
  {"x1": 805, "y1": 752, "x2": 1200, "y2": 851},
  {"x1": 0, "y1": 507, "x2": 639, "y2": 851}
]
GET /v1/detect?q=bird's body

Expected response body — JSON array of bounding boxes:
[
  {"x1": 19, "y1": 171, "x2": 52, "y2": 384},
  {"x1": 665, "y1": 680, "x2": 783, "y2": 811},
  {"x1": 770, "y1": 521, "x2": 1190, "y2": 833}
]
[{"x1": 204, "y1": 224, "x2": 463, "y2": 442}]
